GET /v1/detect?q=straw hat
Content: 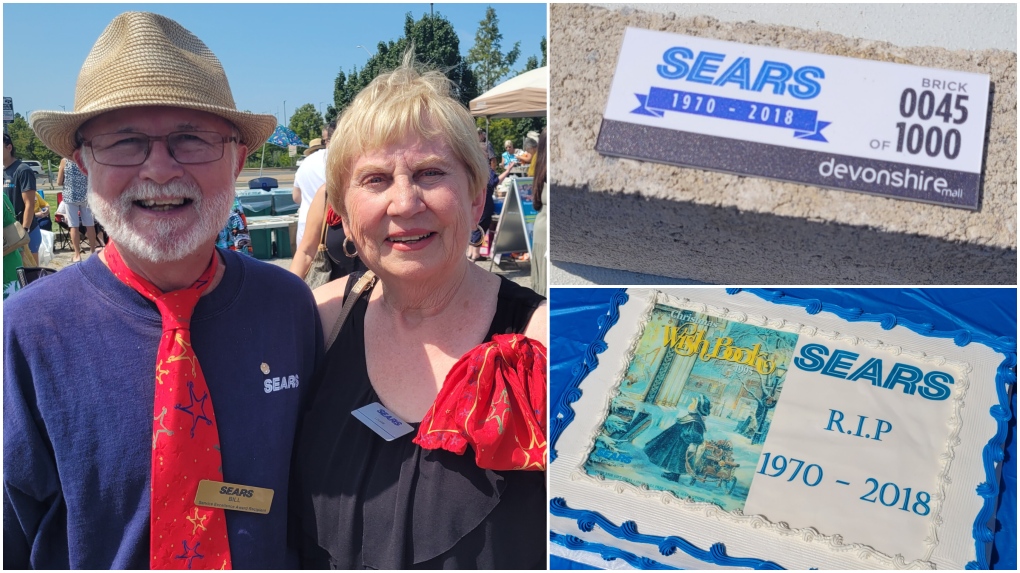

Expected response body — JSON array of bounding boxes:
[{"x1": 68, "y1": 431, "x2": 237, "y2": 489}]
[
  {"x1": 303, "y1": 138, "x2": 325, "y2": 156},
  {"x1": 30, "y1": 12, "x2": 276, "y2": 159}
]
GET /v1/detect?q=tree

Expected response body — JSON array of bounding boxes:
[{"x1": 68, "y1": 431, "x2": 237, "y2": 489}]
[
  {"x1": 482, "y1": 118, "x2": 516, "y2": 156},
  {"x1": 5, "y1": 114, "x2": 62, "y2": 178},
  {"x1": 325, "y1": 12, "x2": 478, "y2": 123},
  {"x1": 519, "y1": 36, "x2": 547, "y2": 136},
  {"x1": 466, "y1": 6, "x2": 520, "y2": 92},
  {"x1": 244, "y1": 142, "x2": 294, "y2": 169},
  {"x1": 524, "y1": 34, "x2": 547, "y2": 73},
  {"x1": 469, "y1": 14, "x2": 547, "y2": 152},
  {"x1": 288, "y1": 103, "x2": 323, "y2": 145}
]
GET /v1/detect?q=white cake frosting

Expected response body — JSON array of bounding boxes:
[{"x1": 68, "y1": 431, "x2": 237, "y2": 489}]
[{"x1": 550, "y1": 288, "x2": 1008, "y2": 570}]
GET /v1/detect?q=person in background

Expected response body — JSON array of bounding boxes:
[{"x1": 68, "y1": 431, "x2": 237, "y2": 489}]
[
  {"x1": 5, "y1": 12, "x2": 321, "y2": 569},
  {"x1": 505, "y1": 136, "x2": 539, "y2": 265},
  {"x1": 467, "y1": 144, "x2": 499, "y2": 262},
  {"x1": 530, "y1": 130, "x2": 547, "y2": 297},
  {"x1": 477, "y1": 127, "x2": 496, "y2": 160},
  {"x1": 216, "y1": 198, "x2": 255, "y2": 256},
  {"x1": 293, "y1": 52, "x2": 548, "y2": 569},
  {"x1": 57, "y1": 157, "x2": 102, "y2": 262},
  {"x1": 517, "y1": 136, "x2": 538, "y2": 167},
  {"x1": 526, "y1": 131, "x2": 540, "y2": 177},
  {"x1": 293, "y1": 121, "x2": 333, "y2": 245},
  {"x1": 289, "y1": 179, "x2": 368, "y2": 282},
  {"x1": 3, "y1": 193, "x2": 24, "y2": 298},
  {"x1": 3, "y1": 133, "x2": 39, "y2": 264},
  {"x1": 501, "y1": 138, "x2": 517, "y2": 169},
  {"x1": 32, "y1": 193, "x2": 51, "y2": 233}
]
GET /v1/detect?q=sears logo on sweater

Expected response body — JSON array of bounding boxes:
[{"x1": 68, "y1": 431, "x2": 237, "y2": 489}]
[{"x1": 264, "y1": 375, "x2": 299, "y2": 393}]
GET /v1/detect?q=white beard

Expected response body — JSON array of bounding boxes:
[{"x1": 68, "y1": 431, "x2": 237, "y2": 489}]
[{"x1": 88, "y1": 178, "x2": 234, "y2": 264}]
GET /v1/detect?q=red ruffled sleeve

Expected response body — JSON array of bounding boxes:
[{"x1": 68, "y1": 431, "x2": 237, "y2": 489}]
[{"x1": 413, "y1": 334, "x2": 547, "y2": 471}]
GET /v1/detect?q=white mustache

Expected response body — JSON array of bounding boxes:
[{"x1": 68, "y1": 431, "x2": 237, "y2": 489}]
[{"x1": 119, "y1": 180, "x2": 203, "y2": 206}]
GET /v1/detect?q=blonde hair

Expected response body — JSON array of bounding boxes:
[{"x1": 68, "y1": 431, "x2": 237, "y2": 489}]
[{"x1": 326, "y1": 51, "x2": 487, "y2": 217}]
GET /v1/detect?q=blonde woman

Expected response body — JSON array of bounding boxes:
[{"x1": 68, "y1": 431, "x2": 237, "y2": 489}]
[{"x1": 293, "y1": 54, "x2": 548, "y2": 569}]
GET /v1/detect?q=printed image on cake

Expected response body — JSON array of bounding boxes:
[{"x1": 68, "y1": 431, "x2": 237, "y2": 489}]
[
  {"x1": 583, "y1": 307, "x2": 799, "y2": 514},
  {"x1": 549, "y1": 288, "x2": 1016, "y2": 570}
]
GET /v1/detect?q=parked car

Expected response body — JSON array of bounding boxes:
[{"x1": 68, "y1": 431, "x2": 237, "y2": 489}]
[{"x1": 21, "y1": 160, "x2": 43, "y2": 175}]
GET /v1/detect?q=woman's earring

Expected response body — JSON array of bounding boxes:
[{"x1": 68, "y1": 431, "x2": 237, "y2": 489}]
[
  {"x1": 468, "y1": 224, "x2": 485, "y2": 247},
  {"x1": 342, "y1": 236, "x2": 358, "y2": 258}
]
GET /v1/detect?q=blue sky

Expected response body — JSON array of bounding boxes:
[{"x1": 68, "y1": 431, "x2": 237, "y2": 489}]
[{"x1": 3, "y1": 2, "x2": 547, "y2": 126}]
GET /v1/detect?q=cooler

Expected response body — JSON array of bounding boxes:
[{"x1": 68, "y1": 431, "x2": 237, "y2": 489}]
[
  {"x1": 248, "y1": 228, "x2": 273, "y2": 259},
  {"x1": 271, "y1": 190, "x2": 299, "y2": 216},
  {"x1": 236, "y1": 190, "x2": 272, "y2": 218},
  {"x1": 274, "y1": 227, "x2": 292, "y2": 258}
]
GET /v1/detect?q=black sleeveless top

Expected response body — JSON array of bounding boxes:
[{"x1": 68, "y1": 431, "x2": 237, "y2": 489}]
[{"x1": 292, "y1": 276, "x2": 546, "y2": 569}]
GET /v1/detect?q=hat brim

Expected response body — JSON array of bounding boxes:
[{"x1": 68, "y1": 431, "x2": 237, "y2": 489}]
[
  {"x1": 303, "y1": 144, "x2": 325, "y2": 157},
  {"x1": 31, "y1": 102, "x2": 277, "y2": 160}
]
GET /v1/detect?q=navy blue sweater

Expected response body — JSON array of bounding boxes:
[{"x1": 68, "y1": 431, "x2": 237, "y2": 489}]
[{"x1": 3, "y1": 250, "x2": 322, "y2": 569}]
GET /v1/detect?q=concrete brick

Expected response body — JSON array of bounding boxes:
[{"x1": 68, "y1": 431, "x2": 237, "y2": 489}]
[{"x1": 550, "y1": 4, "x2": 1017, "y2": 284}]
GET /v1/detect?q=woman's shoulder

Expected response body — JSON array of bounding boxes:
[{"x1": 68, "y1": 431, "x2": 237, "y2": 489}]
[
  {"x1": 492, "y1": 276, "x2": 548, "y2": 345},
  {"x1": 495, "y1": 275, "x2": 544, "y2": 305},
  {"x1": 313, "y1": 275, "x2": 352, "y2": 338}
]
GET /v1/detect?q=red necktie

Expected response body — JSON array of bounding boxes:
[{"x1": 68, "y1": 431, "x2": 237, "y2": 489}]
[{"x1": 105, "y1": 242, "x2": 232, "y2": 570}]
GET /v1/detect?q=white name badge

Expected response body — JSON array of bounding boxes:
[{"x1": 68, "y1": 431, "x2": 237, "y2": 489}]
[
  {"x1": 352, "y1": 402, "x2": 414, "y2": 441},
  {"x1": 597, "y1": 27, "x2": 991, "y2": 209}
]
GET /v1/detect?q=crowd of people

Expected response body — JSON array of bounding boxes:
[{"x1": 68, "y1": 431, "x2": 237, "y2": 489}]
[{"x1": 4, "y1": 11, "x2": 548, "y2": 570}]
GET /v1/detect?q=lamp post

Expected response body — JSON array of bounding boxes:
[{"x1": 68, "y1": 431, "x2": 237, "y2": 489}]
[{"x1": 356, "y1": 45, "x2": 372, "y2": 58}]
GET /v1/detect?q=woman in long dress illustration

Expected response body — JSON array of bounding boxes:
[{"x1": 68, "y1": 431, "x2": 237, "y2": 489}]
[{"x1": 644, "y1": 394, "x2": 711, "y2": 482}]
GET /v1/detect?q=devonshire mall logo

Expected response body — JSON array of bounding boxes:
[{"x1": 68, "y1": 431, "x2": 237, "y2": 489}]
[{"x1": 817, "y1": 158, "x2": 963, "y2": 199}]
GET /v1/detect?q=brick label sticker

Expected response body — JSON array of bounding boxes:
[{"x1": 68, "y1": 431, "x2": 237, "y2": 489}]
[{"x1": 597, "y1": 27, "x2": 991, "y2": 209}]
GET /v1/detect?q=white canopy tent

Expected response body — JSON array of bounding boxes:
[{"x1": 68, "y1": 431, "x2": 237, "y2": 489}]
[{"x1": 470, "y1": 66, "x2": 548, "y2": 119}]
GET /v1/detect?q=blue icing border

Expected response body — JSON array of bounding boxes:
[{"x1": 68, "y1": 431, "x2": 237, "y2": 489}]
[
  {"x1": 551, "y1": 498, "x2": 785, "y2": 569},
  {"x1": 550, "y1": 531, "x2": 678, "y2": 569},
  {"x1": 550, "y1": 288, "x2": 628, "y2": 462},
  {"x1": 550, "y1": 288, "x2": 1017, "y2": 570},
  {"x1": 733, "y1": 288, "x2": 1016, "y2": 570}
]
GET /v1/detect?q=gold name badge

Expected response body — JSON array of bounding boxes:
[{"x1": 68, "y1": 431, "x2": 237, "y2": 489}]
[{"x1": 194, "y1": 480, "x2": 274, "y2": 514}]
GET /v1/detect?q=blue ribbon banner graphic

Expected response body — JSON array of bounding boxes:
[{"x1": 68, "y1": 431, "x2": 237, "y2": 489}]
[{"x1": 632, "y1": 87, "x2": 831, "y2": 142}]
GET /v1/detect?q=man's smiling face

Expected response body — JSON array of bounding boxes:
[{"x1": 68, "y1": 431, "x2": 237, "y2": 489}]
[{"x1": 76, "y1": 106, "x2": 247, "y2": 263}]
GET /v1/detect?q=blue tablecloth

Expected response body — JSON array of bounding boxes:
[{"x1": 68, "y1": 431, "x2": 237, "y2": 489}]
[{"x1": 550, "y1": 288, "x2": 1017, "y2": 570}]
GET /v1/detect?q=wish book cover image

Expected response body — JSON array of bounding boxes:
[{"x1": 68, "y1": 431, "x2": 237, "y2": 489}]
[{"x1": 581, "y1": 304, "x2": 798, "y2": 512}]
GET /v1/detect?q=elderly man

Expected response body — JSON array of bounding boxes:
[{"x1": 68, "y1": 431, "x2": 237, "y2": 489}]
[{"x1": 3, "y1": 12, "x2": 321, "y2": 570}]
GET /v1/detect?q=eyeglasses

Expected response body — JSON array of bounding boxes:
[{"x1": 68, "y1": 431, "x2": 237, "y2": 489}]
[{"x1": 83, "y1": 131, "x2": 238, "y2": 166}]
